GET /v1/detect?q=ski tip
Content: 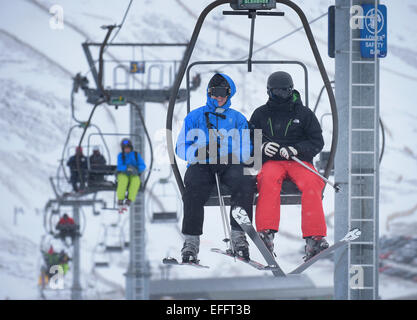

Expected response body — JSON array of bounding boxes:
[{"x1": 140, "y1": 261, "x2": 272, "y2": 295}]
[{"x1": 162, "y1": 257, "x2": 179, "y2": 264}]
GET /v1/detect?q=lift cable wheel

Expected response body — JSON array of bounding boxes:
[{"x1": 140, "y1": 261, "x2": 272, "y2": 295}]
[{"x1": 166, "y1": 0, "x2": 338, "y2": 197}]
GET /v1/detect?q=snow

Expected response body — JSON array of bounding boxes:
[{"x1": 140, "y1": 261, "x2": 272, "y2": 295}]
[{"x1": 0, "y1": 0, "x2": 416, "y2": 299}]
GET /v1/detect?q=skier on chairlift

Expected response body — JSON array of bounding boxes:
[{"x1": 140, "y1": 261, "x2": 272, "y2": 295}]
[
  {"x1": 175, "y1": 73, "x2": 255, "y2": 264},
  {"x1": 249, "y1": 71, "x2": 329, "y2": 261},
  {"x1": 89, "y1": 146, "x2": 107, "y2": 185},
  {"x1": 56, "y1": 213, "x2": 78, "y2": 245},
  {"x1": 116, "y1": 138, "x2": 146, "y2": 214},
  {"x1": 67, "y1": 146, "x2": 87, "y2": 192}
]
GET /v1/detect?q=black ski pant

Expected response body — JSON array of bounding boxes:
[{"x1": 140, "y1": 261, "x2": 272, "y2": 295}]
[
  {"x1": 182, "y1": 163, "x2": 255, "y2": 236},
  {"x1": 70, "y1": 172, "x2": 86, "y2": 192}
]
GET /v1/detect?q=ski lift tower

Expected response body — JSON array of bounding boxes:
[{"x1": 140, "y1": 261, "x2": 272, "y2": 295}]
[
  {"x1": 333, "y1": 0, "x2": 385, "y2": 299},
  {"x1": 81, "y1": 41, "x2": 190, "y2": 300}
]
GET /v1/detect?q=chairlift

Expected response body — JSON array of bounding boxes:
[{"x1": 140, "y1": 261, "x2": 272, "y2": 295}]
[
  {"x1": 102, "y1": 223, "x2": 125, "y2": 253},
  {"x1": 92, "y1": 243, "x2": 111, "y2": 268},
  {"x1": 149, "y1": 173, "x2": 182, "y2": 223},
  {"x1": 166, "y1": 0, "x2": 338, "y2": 207},
  {"x1": 84, "y1": 132, "x2": 143, "y2": 201},
  {"x1": 57, "y1": 123, "x2": 110, "y2": 196},
  {"x1": 44, "y1": 205, "x2": 85, "y2": 240}
]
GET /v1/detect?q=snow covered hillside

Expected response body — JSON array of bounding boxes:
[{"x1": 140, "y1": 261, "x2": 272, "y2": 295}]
[{"x1": 0, "y1": 0, "x2": 416, "y2": 299}]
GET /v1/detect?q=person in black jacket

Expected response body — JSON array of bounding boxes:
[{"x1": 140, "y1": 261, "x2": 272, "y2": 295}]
[
  {"x1": 250, "y1": 71, "x2": 329, "y2": 261},
  {"x1": 67, "y1": 146, "x2": 87, "y2": 192},
  {"x1": 89, "y1": 147, "x2": 107, "y2": 184}
]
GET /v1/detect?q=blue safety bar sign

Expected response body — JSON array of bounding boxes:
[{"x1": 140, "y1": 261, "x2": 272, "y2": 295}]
[
  {"x1": 360, "y1": 4, "x2": 387, "y2": 58},
  {"x1": 130, "y1": 61, "x2": 145, "y2": 74}
]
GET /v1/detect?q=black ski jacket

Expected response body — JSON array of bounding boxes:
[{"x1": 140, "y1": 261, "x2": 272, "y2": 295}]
[
  {"x1": 67, "y1": 154, "x2": 88, "y2": 172},
  {"x1": 249, "y1": 90, "x2": 324, "y2": 164}
]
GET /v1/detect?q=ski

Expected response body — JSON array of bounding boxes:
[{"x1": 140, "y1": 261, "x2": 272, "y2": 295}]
[
  {"x1": 289, "y1": 228, "x2": 361, "y2": 274},
  {"x1": 231, "y1": 207, "x2": 286, "y2": 277},
  {"x1": 211, "y1": 248, "x2": 280, "y2": 271},
  {"x1": 162, "y1": 257, "x2": 209, "y2": 269}
]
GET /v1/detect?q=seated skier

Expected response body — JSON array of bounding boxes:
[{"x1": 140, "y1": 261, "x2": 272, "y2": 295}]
[
  {"x1": 89, "y1": 146, "x2": 107, "y2": 185},
  {"x1": 58, "y1": 250, "x2": 70, "y2": 275},
  {"x1": 43, "y1": 246, "x2": 61, "y2": 280},
  {"x1": 249, "y1": 71, "x2": 329, "y2": 261},
  {"x1": 56, "y1": 213, "x2": 78, "y2": 245},
  {"x1": 41, "y1": 246, "x2": 70, "y2": 285},
  {"x1": 67, "y1": 146, "x2": 87, "y2": 192},
  {"x1": 116, "y1": 138, "x2": 146, "y2": 214},
  {"x1": 176, "y1": 73, "x2": 255, "y2": 263}
]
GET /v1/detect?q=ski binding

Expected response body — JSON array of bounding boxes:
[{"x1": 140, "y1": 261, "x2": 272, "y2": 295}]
[{"x1": 162, "y1": 257, "x2": 209, "y2": 269}]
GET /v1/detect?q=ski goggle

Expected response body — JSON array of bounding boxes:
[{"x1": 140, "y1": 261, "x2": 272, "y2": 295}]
[
  {"x1": 122, "y1": 140, "x2": 131, "y2": 145},
  {"x1": 270, "y1": 87, "x2": 293, "y2": 99},
  {"x1": 208, "y1": 86, "x2": 231, "y2": 98}
]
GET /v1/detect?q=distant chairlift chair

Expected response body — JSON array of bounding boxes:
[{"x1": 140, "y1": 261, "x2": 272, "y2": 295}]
[{"x1": 150, "y1": 177, "x2": 181, "y2": 223}]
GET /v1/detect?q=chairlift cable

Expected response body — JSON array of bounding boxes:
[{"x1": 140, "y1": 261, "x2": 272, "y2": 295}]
[{"x1": 109, "y1": 0, "x2": 134, "y2": 45}]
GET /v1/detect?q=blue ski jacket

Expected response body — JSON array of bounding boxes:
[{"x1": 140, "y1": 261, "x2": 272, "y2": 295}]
[
  {"x1": 117, "y1": 151, "x2": 146, "y2": 174},
  {"x1": 175, "y1": 73, "x2": 252, "y2": 166}
]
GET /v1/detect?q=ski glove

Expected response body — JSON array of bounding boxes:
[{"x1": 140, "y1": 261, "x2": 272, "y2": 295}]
[
  {"x1": 262, "y1": 142, "x2": 280, "y2": 157},
  {"x1": 126, "y1": 165, "x2": 139, "y2": 176},
  {"x1": 194, "y1": 144, "x2": 211, "y2": 162},
  {"x1": 279, "y1": 146, "x2": 298, "y2": 160}
]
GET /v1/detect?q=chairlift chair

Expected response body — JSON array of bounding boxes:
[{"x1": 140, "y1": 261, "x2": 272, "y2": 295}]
[
  {"x1": 149, "y1": 177, "x2": 182, "y2": 223},
  {"x1": 92, "y1": 243, "x2": 111, "y2": 268},
  {"x1": 166, "y1": 0, "x2": 338, "y2": 209}
]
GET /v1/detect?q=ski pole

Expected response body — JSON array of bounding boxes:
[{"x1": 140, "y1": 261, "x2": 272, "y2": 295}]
[
  {"x1": 214, "y1": 172, "x2": 235, "y2": 256},
  {"x1": 290, "y1": 155, "x2": 340, "y2": 192},
  {"x1": 248, "y1": 121, "x2": 340, "y2": 192}
]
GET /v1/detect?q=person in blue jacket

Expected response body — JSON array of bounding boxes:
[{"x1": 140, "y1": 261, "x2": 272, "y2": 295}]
[
  {"x1": 116, "y1": 138, "x2": 146, "y2": 214},
  {"x1": 176, "y1": 73, "x2": 255, "y2": 263}
]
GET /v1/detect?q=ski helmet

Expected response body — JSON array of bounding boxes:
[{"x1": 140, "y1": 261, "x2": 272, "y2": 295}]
[
  {"x1": 121, "y1": 138, "x2": 133, "y2": 150},
  {"x1": 208, "y1": 73, "x2": 231, "y2": 97},
  {"x1": 267, "y1": 71, "x2": 294, "y2": 89},
  {"x1": 267, "y1": 71, "x2": 294, "y2": 100}
]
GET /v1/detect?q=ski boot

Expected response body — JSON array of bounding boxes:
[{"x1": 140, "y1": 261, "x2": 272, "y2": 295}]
[
  {"x1": 303, "y1": 236, "x2": 329, "y2": 262},
  {"x1": 117, "y1": 200, "x2": 127, "y2": 214},
  {"x1": 181, "y1": 235, "x2": 200, "y2": 263},
  {"x1": 231, "y1": 230, "x2": 250, "y2": 261},
  {"x1": 258, "y1": 229, "x2": 276, "y2": 256}
]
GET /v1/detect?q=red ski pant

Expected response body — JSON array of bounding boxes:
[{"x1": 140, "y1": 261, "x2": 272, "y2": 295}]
[{"x1": 256, "y1": 160, "x2": 327, "y2": 238}]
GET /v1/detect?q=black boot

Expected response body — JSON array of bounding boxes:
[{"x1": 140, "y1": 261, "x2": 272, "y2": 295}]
[
  {"x1": 231, "y1": 230, "x2": 250, "y2": 261},
  {"x1": 304, "y1": 236, "x2": 329, "y2": 261}
]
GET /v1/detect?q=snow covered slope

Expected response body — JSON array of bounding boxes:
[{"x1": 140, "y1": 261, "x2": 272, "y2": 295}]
[{"x1": 0, "y1": 0, "x2": 416, "y2": 299}]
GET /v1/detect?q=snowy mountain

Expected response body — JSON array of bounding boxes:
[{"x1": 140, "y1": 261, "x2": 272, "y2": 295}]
[{"x1": 0, "y1": 0, "x2": 417, "y2": 299}]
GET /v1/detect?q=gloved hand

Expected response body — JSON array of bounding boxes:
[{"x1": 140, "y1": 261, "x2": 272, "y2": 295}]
[
  {"x1": 262, "y1": 142, "x2": 280, "y2": 157},
  {"x1": 279, "y1": 146, "x2": 298, "y2": 160},
  {"x1": 126, "y1": 165, "x2": 139, "y2": 176},
  {"x1": 194, "y1": 144, "x2": 211, "y2": 161}
]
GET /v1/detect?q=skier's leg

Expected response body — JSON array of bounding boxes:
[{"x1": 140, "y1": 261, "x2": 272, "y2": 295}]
[
  {"x1": 286, "y1": 161, "x2": 327, "y2": 238},
  {"x1": 218, "y1": 164, "x2": 255, "y2": 260},
  {"x1": 220, "y1": 164, "x2": 256, "y2": 232},
  {"x1": 116, "y1": 173, "x2": 129, "y2": 201},
  {"x1": 182, "y1": 164, "x2": 215, "y2": 236},
  {"x1": 127, "y1": 175, "x2": 141, "y2": 202},
  {"x1": 70, "y1": 174, "x2": 78, "y2": 192},
  {"x1": 80, "y1": 172, "x2": 86, "y2": 191},
  {"x1": 255, "y1": 161, "x2": 286, "y2": 232}
]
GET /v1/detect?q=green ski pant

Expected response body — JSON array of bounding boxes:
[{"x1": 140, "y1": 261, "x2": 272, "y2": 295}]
[{"x1": 117, "y1": 173, "x2": 141, "y2": 202}]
